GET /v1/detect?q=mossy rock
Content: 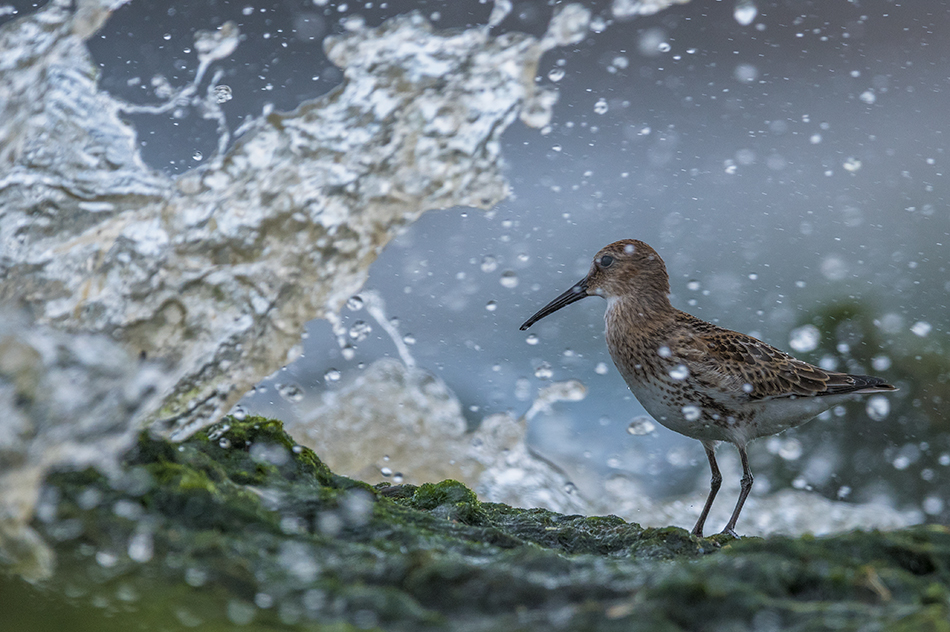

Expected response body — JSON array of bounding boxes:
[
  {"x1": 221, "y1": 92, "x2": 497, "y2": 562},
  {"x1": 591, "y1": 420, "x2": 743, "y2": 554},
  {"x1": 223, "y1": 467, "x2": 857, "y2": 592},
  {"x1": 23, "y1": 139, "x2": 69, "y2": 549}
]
[{"x1": 3, "y1": 415, "x2": 950, "y2": 631}]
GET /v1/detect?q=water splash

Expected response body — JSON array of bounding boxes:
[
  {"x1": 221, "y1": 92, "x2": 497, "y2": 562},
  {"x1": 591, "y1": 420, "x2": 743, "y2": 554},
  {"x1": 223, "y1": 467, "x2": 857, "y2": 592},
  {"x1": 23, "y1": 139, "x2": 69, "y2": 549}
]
[
  {"x1": 612, "y1": 0, "x2": 693, "y2": 19},
  {"x1": 1, "y1": 3, "x2": 550, "y2": 445},
  {"x1": 0, "y1": 309, "x2": 170, "y2": 579},
  {"x1": 290, "y1": 360, "x2": 589, "y2": 514},
  {"x1": 524, "y1": 380, "x2": 588, "y2": 422},
  {"x1": 0, "y1": 0, "x2": 560, "y2": 573}
]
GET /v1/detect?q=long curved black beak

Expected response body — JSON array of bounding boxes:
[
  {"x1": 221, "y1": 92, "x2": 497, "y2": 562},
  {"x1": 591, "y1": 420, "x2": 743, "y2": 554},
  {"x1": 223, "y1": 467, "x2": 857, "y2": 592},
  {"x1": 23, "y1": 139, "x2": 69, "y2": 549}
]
[{"x1": 519, "y1": 278, "x2": 590, "y2": 330}]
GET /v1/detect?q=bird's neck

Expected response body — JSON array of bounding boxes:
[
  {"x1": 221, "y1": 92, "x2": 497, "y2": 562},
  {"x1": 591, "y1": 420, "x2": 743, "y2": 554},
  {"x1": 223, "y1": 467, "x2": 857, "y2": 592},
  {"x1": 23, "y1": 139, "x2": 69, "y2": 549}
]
[{"x1": 606, "y1": 292, "x2": 675, "y2": 327}]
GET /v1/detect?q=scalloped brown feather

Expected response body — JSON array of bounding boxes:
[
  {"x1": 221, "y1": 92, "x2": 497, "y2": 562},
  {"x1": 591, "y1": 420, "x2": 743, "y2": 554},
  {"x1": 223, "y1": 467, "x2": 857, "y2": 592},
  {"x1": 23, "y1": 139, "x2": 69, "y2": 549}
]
[{"x1": 672, "y1": 312, "x2": 896, "y2": 402}]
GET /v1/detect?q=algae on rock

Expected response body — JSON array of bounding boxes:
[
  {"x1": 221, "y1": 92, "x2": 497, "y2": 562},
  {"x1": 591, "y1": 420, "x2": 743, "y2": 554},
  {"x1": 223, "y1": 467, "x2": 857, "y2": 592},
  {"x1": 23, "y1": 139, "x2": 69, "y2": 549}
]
[{"x1": 8, "y1": 416, "x2": 949, "y2": 632}]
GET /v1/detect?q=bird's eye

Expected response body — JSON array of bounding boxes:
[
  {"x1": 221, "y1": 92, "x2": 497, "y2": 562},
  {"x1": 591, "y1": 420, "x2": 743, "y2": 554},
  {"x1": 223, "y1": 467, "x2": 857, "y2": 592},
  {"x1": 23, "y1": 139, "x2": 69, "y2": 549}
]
[{"x1": 599, "y1": 255, "x2": 614, "y2": 268}]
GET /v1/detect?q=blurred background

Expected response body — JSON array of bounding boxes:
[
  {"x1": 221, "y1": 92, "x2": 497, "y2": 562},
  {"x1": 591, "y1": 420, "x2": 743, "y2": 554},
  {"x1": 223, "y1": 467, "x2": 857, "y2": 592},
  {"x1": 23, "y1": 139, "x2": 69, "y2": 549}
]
[{"x1": 9, "y1": 0, "x2": 946, "y2": 526}]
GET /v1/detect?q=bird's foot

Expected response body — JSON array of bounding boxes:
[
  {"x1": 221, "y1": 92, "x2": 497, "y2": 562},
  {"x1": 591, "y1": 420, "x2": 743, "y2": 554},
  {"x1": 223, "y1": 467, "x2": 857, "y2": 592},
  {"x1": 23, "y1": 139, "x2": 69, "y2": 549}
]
[{"x1": 720, "y1": 527, "x2": 739, "y2": 538}]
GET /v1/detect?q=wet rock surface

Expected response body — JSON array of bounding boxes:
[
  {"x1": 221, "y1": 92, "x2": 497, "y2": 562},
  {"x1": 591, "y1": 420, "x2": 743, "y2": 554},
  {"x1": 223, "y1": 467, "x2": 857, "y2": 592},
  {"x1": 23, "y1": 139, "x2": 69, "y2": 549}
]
[{"x1": 4, "y1": 416, "x2": 949, "y2": 631}]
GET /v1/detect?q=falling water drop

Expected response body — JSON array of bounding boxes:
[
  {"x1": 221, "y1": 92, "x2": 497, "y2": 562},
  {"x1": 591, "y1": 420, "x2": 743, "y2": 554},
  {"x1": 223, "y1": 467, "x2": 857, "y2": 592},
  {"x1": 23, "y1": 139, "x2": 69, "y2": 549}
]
[
  {"x1": 213, "y1": 84, "x2": 233, "y2": 103},
  {"x1": 734, "y1": 0, "x2": 758, "y2": 26},
  {"x1": 788, "y1": 325, "x2": 820, "y2": 353},
  {"x1": 627, "y1": 416, "x2": 656, "y2": 435}
]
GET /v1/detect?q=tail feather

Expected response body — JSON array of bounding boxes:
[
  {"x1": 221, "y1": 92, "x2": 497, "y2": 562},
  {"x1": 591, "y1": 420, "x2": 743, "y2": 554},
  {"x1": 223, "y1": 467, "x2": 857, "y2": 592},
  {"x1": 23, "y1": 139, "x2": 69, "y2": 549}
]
[{"x1": 834, "y1": 374, "x2": 897, "y2": 395}]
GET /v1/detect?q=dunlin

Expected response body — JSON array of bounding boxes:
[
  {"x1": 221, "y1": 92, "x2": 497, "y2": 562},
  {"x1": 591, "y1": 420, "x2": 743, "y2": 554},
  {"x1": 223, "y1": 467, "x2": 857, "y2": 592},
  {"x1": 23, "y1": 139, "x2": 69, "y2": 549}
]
[{"x1": 520, "y1": 239, "x2": 897, "y2": 537}]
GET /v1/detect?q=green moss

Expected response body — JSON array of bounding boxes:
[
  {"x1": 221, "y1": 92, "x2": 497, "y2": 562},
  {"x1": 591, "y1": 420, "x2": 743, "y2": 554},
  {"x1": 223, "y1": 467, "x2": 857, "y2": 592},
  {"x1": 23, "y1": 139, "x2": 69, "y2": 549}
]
[
  {"x1": 17, "y1": 415, "x2": 950, "y2": 632},
  {"x1": 408, "y1": 480, "x2": 479, "y2": 511}
]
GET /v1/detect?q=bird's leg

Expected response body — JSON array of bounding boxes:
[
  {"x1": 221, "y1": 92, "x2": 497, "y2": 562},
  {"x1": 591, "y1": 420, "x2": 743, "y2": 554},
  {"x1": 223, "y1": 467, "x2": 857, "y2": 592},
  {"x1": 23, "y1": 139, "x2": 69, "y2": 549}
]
[
  {"x1": 691, "y1": 441, "x2": 722, "y2": 537},
  {"x1": 721, "y1": 444, "x2": 753, "y2": 537}
]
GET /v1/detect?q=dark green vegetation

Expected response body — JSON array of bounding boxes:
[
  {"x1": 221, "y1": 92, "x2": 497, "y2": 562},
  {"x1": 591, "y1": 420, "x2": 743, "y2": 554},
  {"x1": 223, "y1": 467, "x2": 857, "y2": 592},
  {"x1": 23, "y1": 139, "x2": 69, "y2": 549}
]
[{"x1": 4, "y1": 416, "x2": 950, "y2": 631}]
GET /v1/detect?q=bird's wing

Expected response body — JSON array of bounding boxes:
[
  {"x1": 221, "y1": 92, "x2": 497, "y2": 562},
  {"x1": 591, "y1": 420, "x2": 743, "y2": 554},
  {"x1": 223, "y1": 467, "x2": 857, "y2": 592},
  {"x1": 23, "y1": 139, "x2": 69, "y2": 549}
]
[{"x1": 671, "y1": 321, "x2": 893, "y2": 402}]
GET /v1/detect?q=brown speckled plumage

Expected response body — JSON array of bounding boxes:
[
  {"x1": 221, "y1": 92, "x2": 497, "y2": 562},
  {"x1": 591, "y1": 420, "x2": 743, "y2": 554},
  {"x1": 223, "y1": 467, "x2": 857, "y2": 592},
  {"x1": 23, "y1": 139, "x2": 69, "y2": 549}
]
[{"x1": 521, "y1": 239, "x2": 897, "y2": 537}]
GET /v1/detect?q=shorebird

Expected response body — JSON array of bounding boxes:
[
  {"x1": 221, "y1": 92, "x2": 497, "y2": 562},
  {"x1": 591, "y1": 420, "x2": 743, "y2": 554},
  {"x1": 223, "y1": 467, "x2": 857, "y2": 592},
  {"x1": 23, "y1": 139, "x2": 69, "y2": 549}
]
[{"x1": 520, "y1": 239, "x2": 897, "y2": 537}]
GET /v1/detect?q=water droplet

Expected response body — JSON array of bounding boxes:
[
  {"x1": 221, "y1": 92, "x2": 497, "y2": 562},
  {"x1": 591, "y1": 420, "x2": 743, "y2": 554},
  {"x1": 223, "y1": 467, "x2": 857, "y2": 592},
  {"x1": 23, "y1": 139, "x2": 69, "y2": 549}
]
[
  {"x1": 657, "y1": 346, "x2": 672, "y2": 358},
  {"x1": 485, "y1": 300, "x2": 497, "y2": 312},
  {"x1": 348, "y1": 320, "x2": 372, "y2": 341},
  {"x1": 213, "y1": 84, "x2": 233, "y2": 103},
  {"x1": 871, "y1": 355, "x2": 892, "y2": 371},
  {"x1": 346, "y1": 295, "x2": 364, "y2": 311},
  {"x1": 627, "y1": 416, "x2": 656, "y2": 435},
  {"x1": 526, "y1": 334, "x2": 539, "y2": 345},
  {"x1": 788, "y1": 324, "x2": 820, "y2": 353},
  {"x1": 341, "y1": 345, "x2": 356, "y2": 361},
  {"x1": 277, "y1": 383, "x2": 304, "y2": 402},
  {"x1": 859, "y1": 90, "x2": 876, "y2": 104},
  {"x1": 686, "y1": 280, "x2": 701, "y2": 291},
  {"x1": 923, "y1": 496, "x2": 945, "y2": 515},
  {"x1": 911, "y1": 321, "x2": 932, "y2": 337},
  {"x1": 324, "y1": 369, "x2": 341, "y2": 383},
  {"x1": 843, "y1": 157, "x2": 862, "y2": 172},
  {"x1": 402, "y1": 333, "x2": 416, "y2": 345},
  {"x1": 128, "y1": 530, "x2": 154, "y2": 563},
  {"x1": 666, "y1": 447, "x2": 690, "y2": 468},
  {"x1": 380, "y1": 466, "x2": 393, "y2": 477},
  {"x1": 534, "y1": 362, "x2": 553, "y2": 380},
  {"x1": 96, "y1": 551, "x2": 119, "y2": 568},
  {"x1": 564, "y1": 482, "x2": 577, "y2": 494},
  {"x1": 219, "y1": 437, "x2": 232, "y2": 449},
  {"x1": 734, "y1": 63, "x2": 758, "y2": 83},
  {"x1": 251, "y1": 442, "x2": 289, "y2": 466},
  {"x1": 192, "y1": 151, "x2": 203, "y2": 161},
  {"x1": 480, "y1": 255, "x2": 498, "y2": 273},
  {"x1": 681, "y1": 405, "x2": 701, "y2": 422},
  {"x1": 637, "y1": 27, "x2": 667, "y2": 57},
  {"x1": 593, "y1": 98, "x2": 608, "y2": 115},
  {"x1": 500, "y1": 270, "x2": 519, "y2": 288},
  {"x1": 208, "y1": 423, "x2": 231, "y2": 440},
  {"x1": 668, "y1": 364, "x2": 689, "y2": 380},
  {"x1": 733, "y1": 0, "x2": 758, "y2": 26},
  {"x1": 866, "y1": 395, "x2": 890, "y2": 421},
  {"x1": 777, "y1": 437, "x2": 803, "y2": 460},
  {"x1": 548, "y1": 67, "x2": 565, "y2": 82},
  {"x1": 594, "y1": 362, "x2": 609, "y2": 375}
]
